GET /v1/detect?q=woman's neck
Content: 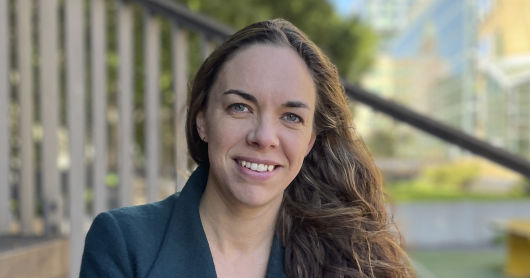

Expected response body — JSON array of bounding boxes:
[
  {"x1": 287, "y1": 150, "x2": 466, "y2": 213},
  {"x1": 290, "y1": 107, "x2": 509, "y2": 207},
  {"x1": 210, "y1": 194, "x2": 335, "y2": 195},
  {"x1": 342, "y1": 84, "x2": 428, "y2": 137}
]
[{"x1": 198, "y1": 179, "x2": 281, "y2": 257}]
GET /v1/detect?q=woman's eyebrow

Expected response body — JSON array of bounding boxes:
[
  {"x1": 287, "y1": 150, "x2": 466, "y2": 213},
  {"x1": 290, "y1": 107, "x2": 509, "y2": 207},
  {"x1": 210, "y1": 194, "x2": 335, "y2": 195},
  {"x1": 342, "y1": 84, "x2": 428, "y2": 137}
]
[
  {"x1": 222, "y1": 89, "x2": 309, "y2": 109},
  {"x1": 282, "y1": 100, "x2": 310, "y2": 109},
  {"x1": 222, "y1": 89, "x2": 257, "y2": 104}
]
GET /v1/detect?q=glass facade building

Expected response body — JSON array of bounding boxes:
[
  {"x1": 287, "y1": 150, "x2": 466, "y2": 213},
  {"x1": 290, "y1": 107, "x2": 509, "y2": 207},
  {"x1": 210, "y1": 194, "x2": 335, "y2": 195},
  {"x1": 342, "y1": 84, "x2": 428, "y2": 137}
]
[
  {"x1": 356, "y1": 0, "x2": 425, "y2": 35},
  {"x1": 390, "y1": 0, "x2": 476, "y2": 134},
  {"x1": 359, "y1": 0, "x2": 530, "y2": 159}
]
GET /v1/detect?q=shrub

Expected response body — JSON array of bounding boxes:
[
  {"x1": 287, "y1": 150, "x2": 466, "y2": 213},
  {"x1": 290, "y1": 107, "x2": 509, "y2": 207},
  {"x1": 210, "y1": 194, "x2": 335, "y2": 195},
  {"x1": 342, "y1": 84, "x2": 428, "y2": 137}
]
[{"x1": 423, "y1": 161, "x2": 480, "y2": 191}]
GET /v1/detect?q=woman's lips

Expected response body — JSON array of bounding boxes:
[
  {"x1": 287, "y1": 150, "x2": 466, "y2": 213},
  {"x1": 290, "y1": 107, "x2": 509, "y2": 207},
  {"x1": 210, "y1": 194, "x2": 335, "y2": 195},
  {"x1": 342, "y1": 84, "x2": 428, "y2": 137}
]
[
  {"x1": 237, "y1": 159, "x2": 276, "y2": 172},
  {"x1": 233, "y1": 159, "x2": 280, "y2": 181},
  {"x1": 233, "y1": 156, "x2": 281, "y2": 167}
]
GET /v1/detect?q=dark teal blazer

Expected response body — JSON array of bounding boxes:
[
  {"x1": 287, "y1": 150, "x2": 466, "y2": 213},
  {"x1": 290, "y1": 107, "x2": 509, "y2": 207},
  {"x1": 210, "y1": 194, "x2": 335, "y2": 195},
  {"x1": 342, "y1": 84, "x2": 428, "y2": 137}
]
[{"x1": 80, "y1": 165, "x2": 287, "y2": 277}]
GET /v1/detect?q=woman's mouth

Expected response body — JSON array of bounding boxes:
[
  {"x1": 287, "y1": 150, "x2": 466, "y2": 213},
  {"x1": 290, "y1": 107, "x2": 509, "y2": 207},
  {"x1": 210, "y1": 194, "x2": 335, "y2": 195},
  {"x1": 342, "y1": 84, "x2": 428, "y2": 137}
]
[{"x1": 237, "y1": 159, "x2": 277, "y2": 172}]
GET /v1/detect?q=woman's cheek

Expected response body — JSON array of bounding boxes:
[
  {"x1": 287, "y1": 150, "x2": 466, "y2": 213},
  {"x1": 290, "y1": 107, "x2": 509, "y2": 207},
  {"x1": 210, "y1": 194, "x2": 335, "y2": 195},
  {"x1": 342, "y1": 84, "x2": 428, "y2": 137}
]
[
  {"x1": 211, "y1": 118, "x2": 251, "y2": 148},
  {"x1": 282, "y1": 132, "x2": 306, "y2": 167}
]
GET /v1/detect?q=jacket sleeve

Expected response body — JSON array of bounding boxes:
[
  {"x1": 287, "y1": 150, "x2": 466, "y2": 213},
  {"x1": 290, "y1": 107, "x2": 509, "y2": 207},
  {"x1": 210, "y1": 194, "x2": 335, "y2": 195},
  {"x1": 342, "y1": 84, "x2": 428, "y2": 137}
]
[{"x1": 80, "y1": 212, "x2": 134, "y2": 277}]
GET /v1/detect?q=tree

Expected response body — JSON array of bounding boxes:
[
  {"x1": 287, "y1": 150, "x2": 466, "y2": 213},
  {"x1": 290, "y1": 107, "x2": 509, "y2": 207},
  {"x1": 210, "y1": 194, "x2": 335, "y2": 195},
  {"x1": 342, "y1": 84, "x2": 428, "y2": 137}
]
[{"x1": 174, "y1": 0, "x2": 378, "y2": 82}]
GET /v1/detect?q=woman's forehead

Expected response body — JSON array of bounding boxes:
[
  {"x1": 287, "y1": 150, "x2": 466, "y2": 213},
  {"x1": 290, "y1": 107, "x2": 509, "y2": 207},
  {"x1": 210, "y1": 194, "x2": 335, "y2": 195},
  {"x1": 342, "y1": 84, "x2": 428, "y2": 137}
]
[{"x1": 211, "y1": 45, "x2": 316, "y2": 106}]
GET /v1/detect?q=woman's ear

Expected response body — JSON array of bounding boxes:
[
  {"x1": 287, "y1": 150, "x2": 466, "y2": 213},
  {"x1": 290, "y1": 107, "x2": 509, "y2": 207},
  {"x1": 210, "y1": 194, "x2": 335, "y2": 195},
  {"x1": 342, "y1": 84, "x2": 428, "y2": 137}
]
[
  {"x1": 196, "y1": 110, "x2": 207, "y2": 142},
  {"x1": 305, "y1": 131, "x2": 317, "y2": 156}
]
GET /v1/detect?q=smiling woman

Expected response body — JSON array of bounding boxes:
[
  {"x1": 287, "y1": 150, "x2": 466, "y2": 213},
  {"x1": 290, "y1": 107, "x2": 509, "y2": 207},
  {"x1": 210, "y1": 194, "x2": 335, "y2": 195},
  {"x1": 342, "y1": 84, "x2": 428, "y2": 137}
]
[
  {"x1": 80, "y1": 19, "x2": 414, "y2": 278},
  {"x1": 195, "y1": 44, "x2": 317, "y2": 211}
]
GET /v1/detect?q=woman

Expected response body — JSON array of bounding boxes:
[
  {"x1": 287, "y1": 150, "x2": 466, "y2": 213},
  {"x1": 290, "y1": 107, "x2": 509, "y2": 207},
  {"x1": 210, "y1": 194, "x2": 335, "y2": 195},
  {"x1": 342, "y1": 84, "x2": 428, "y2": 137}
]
[{"x1": 81, "y1": 19, "x2": 414, "y2": 278}]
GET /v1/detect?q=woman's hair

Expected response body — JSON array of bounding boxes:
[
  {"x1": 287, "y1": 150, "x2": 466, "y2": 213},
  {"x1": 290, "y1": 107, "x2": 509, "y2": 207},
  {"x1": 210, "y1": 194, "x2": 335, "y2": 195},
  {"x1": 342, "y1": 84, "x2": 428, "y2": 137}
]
[{"x1": 186, "y1": 19, "x2": 414, "y2": 278}]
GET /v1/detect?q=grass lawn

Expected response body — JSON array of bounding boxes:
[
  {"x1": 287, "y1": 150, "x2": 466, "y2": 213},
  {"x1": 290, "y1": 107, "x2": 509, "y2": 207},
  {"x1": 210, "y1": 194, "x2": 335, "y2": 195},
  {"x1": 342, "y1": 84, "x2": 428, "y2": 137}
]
[
  {"x1": 408, "y1": 248, "x2": 509, "y2": 278},
  {"x1": 385, "y1": 179, "x2": 530, "y2": 202}
]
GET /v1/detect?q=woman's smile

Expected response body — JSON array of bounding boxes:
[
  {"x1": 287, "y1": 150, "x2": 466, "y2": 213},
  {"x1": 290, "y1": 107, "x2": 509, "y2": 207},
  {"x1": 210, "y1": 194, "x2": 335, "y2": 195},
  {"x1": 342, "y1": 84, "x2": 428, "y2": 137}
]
[
  {"x1": 232, "y1": 157, "x2": 282, "y2": 182},
  {"x1": 239, "y1": 160, "x2": 275, "y2": 172},
  {"x1": 235, "y1": 157, "x2": 279, "y2": 172}
]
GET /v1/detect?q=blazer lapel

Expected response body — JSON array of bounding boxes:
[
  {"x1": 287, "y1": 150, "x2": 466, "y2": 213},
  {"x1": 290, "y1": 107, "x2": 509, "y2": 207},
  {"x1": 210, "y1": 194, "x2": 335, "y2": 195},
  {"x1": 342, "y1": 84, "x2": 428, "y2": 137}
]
[
  {"x1": 148, "y1": 164, "x2": 216, "y2": 278},
  {"x1": 266, "y1": 235, "x2": 288, "y2": 278},
  {"x1": 147, "y1": 164, "x2": 288, "y2": 278}
]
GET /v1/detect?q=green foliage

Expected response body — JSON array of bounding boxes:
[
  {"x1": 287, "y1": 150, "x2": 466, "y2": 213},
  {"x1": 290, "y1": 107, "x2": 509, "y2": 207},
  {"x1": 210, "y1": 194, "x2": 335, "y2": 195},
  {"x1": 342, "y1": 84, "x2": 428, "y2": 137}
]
[
  {"x1": 490, "y1": 233, "x2": 507, "y2": 245},
  {"x1": 105, "y1": 172, "x2": 120, "y2": 188},
  {"x1": 10, "y1": 199, "x2": 17, "y2": 214},
  {"x1": 366, "y1": 129, "x2": 396, "y2": 157},
  {"x1": 386, "y1": 179, "x2": 530, "y2": 202},
  {"x1": 423, "y1": 162, "x2": 480, "y2": 190},
  {"x1": 384, "y1": 161, "x2": 530, "y2": 201},
  {"x1": 513, "y1": 178, "x2": 530, "y2": 196},
  {"x1": 85, "y1": 188, "x2": 94, "y2": 213},
  {"x1": 173, "y1": 0, "x2": 378, "y2": 81}
]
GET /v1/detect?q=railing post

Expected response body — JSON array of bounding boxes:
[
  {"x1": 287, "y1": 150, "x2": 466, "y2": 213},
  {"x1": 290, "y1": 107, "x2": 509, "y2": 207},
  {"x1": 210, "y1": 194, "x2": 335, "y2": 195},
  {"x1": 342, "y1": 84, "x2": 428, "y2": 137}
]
[
  {"x1": 66, "y1": 0, "x2": 86, "y2": 276},
  {"x1": 200, "y1": 33, "x2": 214, "y2": 61},
  {"x1": 91, "y1": 0, "x2": 108, "y2": 215},
  {"x1": 17, "y1": 0, "x2": 35, "y2": 236},
  {"x1": 0, "y1": 0, "x2": 10, "y2": 234},
  {"x1": 39, "y1": 0, "x2": 61, "y2": 236},
  {"x1": 144, "y1": 10, "x2": 161, "y2": 202},
  {"x1": 172, "y1": 23, "x2": 188, "y2": 192},
  {"x1": 117, "y1": 1, "x2": 134, "y2": 207}
]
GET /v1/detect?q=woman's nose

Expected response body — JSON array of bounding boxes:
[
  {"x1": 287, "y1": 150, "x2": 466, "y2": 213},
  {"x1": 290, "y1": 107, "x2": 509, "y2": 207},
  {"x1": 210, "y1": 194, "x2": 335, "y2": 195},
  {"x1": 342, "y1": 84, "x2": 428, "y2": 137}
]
[{"x1": 247, "y1": 115, "x2": 279, "y2": 149}]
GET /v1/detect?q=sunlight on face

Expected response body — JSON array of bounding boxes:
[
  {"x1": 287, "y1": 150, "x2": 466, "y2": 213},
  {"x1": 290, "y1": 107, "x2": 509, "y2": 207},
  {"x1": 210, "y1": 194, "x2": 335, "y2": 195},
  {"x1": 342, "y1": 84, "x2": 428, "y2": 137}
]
[{"x1": 196, "y1": 44, "x2": 317, "y2": 208}]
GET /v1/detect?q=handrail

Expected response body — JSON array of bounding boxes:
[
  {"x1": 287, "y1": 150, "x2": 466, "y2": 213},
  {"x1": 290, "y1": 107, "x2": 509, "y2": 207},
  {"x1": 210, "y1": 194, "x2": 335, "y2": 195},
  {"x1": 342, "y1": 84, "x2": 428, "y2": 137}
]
[
  {"x1": 342, "y1": 82, "x2": 530, "y2": 179},
  {"x1": 126, "y1": 0, "x2": 234, "y2": 39}
]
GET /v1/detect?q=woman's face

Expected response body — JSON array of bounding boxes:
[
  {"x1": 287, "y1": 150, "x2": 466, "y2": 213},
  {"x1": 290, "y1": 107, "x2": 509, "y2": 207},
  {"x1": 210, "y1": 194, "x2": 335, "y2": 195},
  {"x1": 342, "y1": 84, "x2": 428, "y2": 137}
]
[{"x1": 196, "y1": 44, "x2": 317, "y2": 208}]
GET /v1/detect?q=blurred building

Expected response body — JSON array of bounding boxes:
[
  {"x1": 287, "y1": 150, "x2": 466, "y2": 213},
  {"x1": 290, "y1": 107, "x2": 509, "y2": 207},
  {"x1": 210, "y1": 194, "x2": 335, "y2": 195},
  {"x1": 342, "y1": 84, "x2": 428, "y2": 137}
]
[
  {"x1": 353, "y1": 0, "x2": 435, "y2": 160},
  {"x1": 355, "y1": 54, "x2": 395, "y2": 138},
  {"x1": 354, "y1": 0, "x2": 427, "y2": 43},
  {"x1": 475, "y1": 0, "x2": 530, "y2": 157},
  {"x1": 359, "y1": 0, "x2": 476, "y2": 159},
  {"x1": 391, "y1": 0, "x2": 477, "y2": 134},
  {"x1": 360, "y1": 0, "x2": 530, "y2": 162}
]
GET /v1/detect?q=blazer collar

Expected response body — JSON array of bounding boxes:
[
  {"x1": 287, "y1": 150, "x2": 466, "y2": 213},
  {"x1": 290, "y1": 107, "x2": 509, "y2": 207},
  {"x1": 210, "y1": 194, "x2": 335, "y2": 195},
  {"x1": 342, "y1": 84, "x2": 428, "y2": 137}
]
[{"x1": 148, "y1": 164, "x2": 288, "y2": 278}]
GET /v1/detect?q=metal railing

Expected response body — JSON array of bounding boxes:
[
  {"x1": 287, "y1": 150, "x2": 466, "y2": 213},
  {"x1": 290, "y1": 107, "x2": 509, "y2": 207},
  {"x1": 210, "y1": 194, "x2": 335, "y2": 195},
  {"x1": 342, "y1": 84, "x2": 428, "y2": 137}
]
[
  {"x1": 0, "y1": 0, "x2": 529, "y2": 277},
  {"x1": 342, "y1": 82, "x2": 530, "y2": 179}
]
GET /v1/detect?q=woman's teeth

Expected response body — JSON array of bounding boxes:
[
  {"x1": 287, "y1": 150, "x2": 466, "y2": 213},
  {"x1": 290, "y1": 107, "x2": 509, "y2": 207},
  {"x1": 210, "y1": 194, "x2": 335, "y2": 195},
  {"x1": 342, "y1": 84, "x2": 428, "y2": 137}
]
[{"x1": 239, "y1": 160, "x2": 275, "y2": 172}]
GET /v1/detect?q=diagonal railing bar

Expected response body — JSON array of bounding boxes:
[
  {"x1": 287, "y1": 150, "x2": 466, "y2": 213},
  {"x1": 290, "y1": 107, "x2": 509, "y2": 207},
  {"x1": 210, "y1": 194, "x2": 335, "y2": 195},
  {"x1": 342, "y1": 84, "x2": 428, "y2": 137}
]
[
  {"x1": 126, "y1": 0, "x2": 234, "y2": 40},
  {"x1": 342, "y1": 82, "x2": 530, "y2": 178}
]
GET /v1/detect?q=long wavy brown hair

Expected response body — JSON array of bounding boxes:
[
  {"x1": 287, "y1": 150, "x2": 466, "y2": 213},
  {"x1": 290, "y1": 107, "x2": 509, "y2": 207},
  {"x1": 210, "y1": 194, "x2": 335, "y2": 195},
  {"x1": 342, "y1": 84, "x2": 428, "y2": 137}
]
[{"x1": 185, "y1": 19, "x2": 414, "y2": 278}]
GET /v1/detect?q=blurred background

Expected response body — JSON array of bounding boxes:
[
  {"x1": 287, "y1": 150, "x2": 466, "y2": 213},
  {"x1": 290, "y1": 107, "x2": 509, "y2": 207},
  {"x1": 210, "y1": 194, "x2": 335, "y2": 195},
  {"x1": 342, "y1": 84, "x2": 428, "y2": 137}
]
[{"x1": 0, "y1": 0, "x2": 529, "y2": 277}]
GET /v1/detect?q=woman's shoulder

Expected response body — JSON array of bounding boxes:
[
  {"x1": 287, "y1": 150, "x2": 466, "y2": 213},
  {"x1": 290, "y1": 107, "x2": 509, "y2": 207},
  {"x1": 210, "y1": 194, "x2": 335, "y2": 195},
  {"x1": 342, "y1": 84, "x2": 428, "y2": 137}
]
[
  {"x1": 95, "y1": 192, "x2": 182, "y2": 248},
  {"x1": 80, "y1": 193, "x2": 182, "y2": 277},
  {"x1": 105, "y1": 192, "x2": 181, "y2": 228}
]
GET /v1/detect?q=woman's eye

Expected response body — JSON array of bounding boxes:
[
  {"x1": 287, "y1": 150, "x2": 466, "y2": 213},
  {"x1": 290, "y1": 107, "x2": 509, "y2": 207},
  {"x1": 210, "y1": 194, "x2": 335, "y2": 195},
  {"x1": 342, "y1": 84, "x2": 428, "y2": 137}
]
[
  {"x1": 284, "y1": 113, "x2": 302, "y2": 123},
  {"x1": 231, "y1": 103, "x2": 248, "y2": 112}
]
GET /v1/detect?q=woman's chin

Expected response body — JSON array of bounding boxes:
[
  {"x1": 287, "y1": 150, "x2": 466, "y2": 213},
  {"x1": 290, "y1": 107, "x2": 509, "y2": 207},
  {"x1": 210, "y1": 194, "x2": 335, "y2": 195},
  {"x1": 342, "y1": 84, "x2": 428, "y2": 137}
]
[{"x1": 230, "y1": 186, "x2": 283, "y2": 209}]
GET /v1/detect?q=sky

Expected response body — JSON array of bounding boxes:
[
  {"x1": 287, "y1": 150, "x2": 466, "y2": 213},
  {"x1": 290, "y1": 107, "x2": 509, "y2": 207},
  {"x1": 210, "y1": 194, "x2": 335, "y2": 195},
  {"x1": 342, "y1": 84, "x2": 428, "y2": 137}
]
[{"x1": 329, "y1": 0, "x2": 363, "y2": 17}]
